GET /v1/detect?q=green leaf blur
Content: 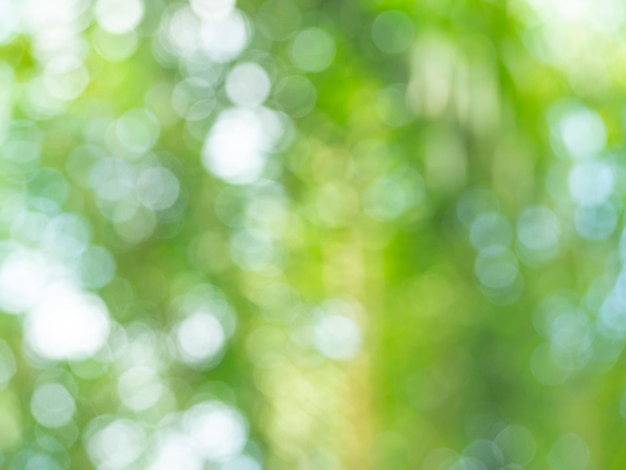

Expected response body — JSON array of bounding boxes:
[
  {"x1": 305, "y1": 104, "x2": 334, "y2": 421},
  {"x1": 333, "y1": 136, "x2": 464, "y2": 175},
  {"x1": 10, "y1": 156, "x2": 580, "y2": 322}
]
[{"x1": 0, "y1": 0, "x2": 623, "y2": 468}]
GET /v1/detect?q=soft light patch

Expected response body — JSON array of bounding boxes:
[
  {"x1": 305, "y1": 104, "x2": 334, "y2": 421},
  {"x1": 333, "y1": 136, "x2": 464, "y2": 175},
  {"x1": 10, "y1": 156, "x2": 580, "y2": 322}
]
[{"x1": 25, "y1": 282, "x2": 111, "y2": 361}]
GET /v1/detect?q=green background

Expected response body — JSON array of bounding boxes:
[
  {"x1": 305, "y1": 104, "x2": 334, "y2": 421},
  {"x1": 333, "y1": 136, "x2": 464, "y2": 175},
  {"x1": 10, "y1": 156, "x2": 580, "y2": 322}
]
[{"x1": 0, "y1": 0, "x2": 623, "y2": 468}]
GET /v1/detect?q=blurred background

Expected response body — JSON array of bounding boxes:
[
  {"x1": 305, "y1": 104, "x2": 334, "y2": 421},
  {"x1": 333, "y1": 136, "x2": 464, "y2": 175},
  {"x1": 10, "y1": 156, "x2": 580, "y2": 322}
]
[{"x1": 0, "y1": 0, "x2": 624, "y2": 468}]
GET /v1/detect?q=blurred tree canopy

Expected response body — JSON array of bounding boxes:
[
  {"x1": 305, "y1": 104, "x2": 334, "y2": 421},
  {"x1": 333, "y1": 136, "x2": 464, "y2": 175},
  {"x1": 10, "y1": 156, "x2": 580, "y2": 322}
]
[{"x1": 0, "y1": 0, "x2": 625, "y2": 468}]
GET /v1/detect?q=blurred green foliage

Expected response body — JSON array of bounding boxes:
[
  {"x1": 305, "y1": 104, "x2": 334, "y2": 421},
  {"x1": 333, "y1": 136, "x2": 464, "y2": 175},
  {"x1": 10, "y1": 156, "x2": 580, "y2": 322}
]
[{"x1": 1, "y1": 0, "x2": 626, "y2": 468}]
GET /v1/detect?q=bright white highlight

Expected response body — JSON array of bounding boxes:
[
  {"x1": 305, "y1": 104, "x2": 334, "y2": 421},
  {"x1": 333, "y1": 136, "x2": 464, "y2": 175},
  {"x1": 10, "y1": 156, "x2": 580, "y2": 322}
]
[
  {"x1": 175, "y1": 312, "x2": 225, "y2": 364},
  {"x1": 202, "y1": 107, "x2": 283, "y2": 184},
  {"x1": 201, "y1": 10, "x2": 248, "y2": 63},
  {"x1": 184, "y1": 402, "x2": 247, "y2": 462},
  {"x1": 0, "y1": 0, "x2": 19, "y2": 45},
  {"x1": 191, "y1": 0, "x2": 235, "y2": 21},
  {"x1": 94, "y1": 0, "x2": 144, "y2": 34},
  {"x1": 526, "y1": 0, "x2": 624, "y2": 31},
  {"x1": 148, "y1": 432, "x2": 203, "y2": 470},
  {"x1": 25, "y1": 282, "x2": 111, "y2": 360},
  {"x1": 0, "y1": 250, "x2": 51, "y2": 314}
]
